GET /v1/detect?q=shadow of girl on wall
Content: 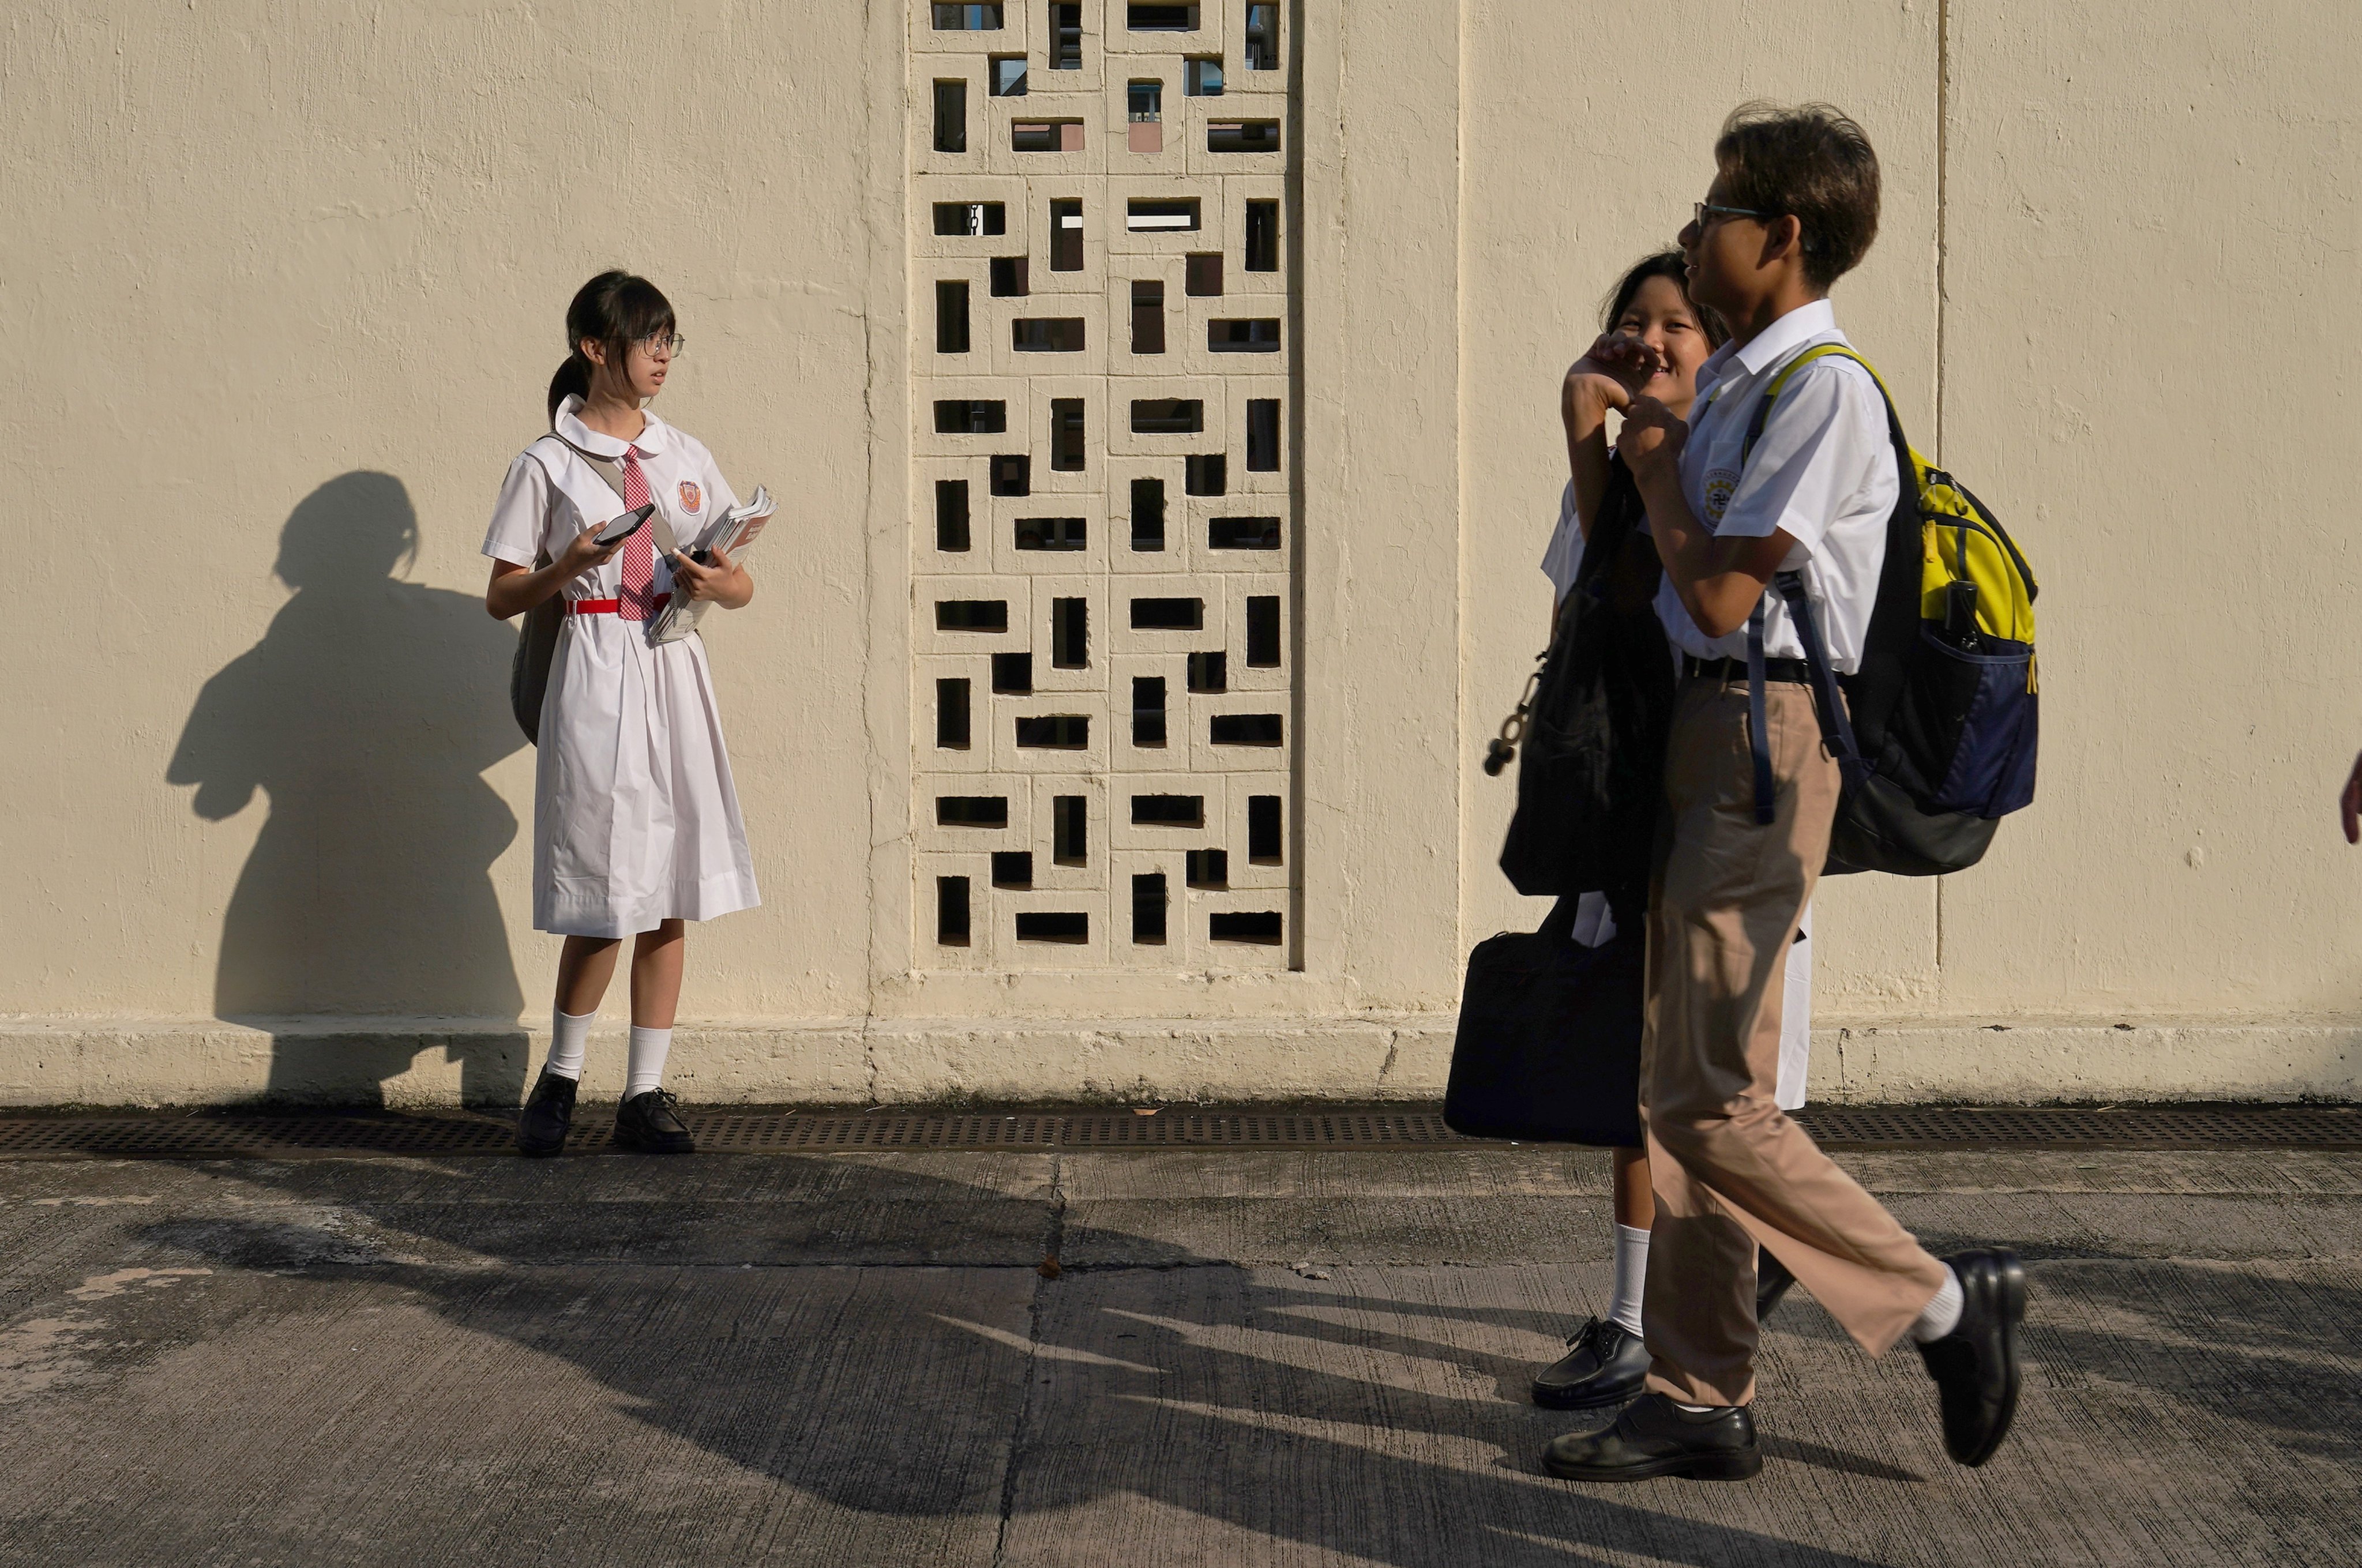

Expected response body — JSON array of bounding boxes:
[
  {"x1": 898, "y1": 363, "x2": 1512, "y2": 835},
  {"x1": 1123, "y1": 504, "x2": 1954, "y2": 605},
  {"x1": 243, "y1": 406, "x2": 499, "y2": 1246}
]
[{"x1": 167, "y1": 471, "x2": 529, "y2": 1106}]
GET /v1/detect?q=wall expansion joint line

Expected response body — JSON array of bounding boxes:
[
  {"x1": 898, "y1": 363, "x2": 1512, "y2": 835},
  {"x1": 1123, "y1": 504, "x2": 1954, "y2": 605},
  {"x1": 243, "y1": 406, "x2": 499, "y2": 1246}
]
[{"x1": 1934, "y1": 0, "x2": 1951, "y2": 464}]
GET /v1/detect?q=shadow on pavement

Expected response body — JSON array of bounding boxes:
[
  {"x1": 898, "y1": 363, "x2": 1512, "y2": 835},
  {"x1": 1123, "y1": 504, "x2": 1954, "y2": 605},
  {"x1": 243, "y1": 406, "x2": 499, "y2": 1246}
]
[{"x1": 112, "y1": 1153, "x2": 2074, "y2": 1568}]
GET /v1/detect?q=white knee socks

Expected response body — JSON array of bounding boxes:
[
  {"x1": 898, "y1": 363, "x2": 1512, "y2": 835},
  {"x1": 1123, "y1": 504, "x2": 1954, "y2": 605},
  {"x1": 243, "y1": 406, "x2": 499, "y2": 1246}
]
[
  {"x1": 1910, "y1": 1265, "x2": 1965, "y2": 1343},
  {"x1": 545, "y1": 1010, "x2": 595, "y2": 1080},
  {"x1": 1610, "y1": 1223, "x2": 1650, "y2": 1335},
  {"x1": 625, "y1": 1025, "x2": 674, "y2": 1099}
]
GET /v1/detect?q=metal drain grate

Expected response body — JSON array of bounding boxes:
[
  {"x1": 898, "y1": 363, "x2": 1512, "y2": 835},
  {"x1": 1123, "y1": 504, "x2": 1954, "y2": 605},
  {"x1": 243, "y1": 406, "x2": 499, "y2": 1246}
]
[
  {"x1": 0, "y1": 1113, "x2": 521, "y2": 1160},
  {"x1": 1794, "y1": 1104, "x2": 2362, "y2": 1149},
  {"x1": 697, "y1": 1114, "x2": 1064, "y2": 1151},
  {"x1": 1059, "y1": 1111, "x2": 1464, "y2": 1148},
  {"x1": 0, "y1": 1104, "x2": 2353, "y2": 1160}
]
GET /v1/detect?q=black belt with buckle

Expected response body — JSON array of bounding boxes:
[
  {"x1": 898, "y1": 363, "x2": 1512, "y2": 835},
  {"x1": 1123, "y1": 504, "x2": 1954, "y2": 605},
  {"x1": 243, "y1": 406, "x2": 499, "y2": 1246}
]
[{"x1": 1684, "y1": 654, "x2": 1812, "y2": 684}]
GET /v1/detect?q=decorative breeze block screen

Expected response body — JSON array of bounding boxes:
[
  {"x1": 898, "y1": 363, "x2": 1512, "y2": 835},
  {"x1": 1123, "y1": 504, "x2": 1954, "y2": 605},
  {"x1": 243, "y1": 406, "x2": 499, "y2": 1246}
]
[{"x1": 911, "y1": 1, "x2": 1295, "y2": 970}]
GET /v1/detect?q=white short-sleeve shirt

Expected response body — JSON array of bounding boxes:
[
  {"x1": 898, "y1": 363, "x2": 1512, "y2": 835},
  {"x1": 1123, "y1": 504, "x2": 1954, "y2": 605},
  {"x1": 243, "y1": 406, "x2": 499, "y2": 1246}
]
[{"x1": 1653, "y1": 299, "x2": 1898, "y2": 671}]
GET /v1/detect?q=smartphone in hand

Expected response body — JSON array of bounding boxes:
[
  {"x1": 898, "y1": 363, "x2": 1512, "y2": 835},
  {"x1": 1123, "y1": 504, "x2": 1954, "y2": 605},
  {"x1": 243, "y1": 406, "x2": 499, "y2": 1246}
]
[{"x1": 595, "y1": 503, "x2": 657, "y2": 548}]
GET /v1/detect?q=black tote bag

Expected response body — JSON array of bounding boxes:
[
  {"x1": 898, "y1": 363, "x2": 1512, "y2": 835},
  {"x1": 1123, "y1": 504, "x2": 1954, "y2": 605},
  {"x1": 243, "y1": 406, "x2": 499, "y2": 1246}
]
[{"x1": 1444, "y1": 898, "x2": 1644, "y2": 1148}]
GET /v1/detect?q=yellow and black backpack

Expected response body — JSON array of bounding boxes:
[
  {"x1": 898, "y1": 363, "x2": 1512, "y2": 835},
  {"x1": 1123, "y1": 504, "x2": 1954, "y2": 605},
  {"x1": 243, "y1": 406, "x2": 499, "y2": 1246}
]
[{"x1": 1743, "y1": 345, "x2": 2040, "y2": 876}]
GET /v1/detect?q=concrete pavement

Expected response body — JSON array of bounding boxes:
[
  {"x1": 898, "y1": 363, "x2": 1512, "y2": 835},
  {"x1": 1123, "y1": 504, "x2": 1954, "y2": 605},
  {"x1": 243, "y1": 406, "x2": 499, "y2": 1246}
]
[{"x1": 2, "y1": 1141, "x2": 2357, "y2": 1566}]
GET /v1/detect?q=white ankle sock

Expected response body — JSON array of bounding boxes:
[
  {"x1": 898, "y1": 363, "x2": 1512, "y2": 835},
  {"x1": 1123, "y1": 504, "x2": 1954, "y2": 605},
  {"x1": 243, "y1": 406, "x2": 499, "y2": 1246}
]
[
  {"x1": 1610, "y1": 1223, "x2": 1650, "y2": 1336},
  {"x1": 625, "y1": 1025, "x2": 674, "y2": 1098},
  {"x1": 1910, "y1": 1265, "x2": 1965, "y2": 1343},
  {"x1": 545, "y1": 1010, "x2": 594, "y2": 1080}
]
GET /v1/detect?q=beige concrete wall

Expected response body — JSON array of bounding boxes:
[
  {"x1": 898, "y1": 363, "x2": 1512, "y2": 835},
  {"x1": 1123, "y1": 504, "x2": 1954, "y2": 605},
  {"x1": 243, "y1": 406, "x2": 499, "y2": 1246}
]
[{"x1": 2, "y1": 2, "x2": 2356, "y2": 1106}]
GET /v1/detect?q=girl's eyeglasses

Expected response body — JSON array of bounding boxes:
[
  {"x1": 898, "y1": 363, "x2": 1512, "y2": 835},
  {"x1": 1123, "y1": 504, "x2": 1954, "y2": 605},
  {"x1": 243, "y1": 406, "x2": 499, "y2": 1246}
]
[
  {"x1": 635, "y1": 332, "x2": 686, "y2": 359},
  {"x1": 1693, "y1": 201, "x2": 1770, "y2": 229}
]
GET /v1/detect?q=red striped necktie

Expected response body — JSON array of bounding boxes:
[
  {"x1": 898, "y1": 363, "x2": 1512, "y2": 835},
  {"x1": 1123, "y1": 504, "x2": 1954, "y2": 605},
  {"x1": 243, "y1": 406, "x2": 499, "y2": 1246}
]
[{"x1": 617, "y1": 445, "x2": 658, "y2": 621}]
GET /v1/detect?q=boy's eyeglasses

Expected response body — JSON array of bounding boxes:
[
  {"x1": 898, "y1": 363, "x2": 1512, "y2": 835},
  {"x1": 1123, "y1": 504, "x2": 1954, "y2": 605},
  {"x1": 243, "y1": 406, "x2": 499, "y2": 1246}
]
[
  {"x1": 1693, "y1": 201, "x2": 1770, "y2": 229},
  {"x1": 635, "y1": 332, "x2": 686, "y2": 359}
]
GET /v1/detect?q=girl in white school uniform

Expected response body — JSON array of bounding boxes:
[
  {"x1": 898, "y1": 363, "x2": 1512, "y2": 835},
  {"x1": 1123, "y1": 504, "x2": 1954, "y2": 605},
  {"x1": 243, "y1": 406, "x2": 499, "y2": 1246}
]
[
  {"x1": 1526, "y1": 253, "x2": 1815, "y2": 1412},
  {"x1": 483, "y1": 270, "x2": 762, "y2": 1157}
]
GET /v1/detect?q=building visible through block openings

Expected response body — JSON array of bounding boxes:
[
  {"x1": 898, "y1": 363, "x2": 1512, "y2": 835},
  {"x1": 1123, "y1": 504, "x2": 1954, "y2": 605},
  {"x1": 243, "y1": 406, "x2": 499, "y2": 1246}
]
[{"x1": 912, "y1": 0, "x2": 1293, "y2": 969}]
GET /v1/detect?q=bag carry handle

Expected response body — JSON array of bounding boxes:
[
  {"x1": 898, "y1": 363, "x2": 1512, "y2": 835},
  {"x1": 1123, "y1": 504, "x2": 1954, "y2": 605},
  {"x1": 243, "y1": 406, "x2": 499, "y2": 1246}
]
[{"x1": 1538, "y1": 894, "x2": 1582, "y2": 945}]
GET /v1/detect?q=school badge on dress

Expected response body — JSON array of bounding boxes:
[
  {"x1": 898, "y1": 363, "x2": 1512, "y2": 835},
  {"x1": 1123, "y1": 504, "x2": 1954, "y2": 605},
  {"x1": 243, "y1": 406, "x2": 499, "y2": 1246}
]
[{"x1": 677, "y1": 480, "x2": 703, "y2": 514}]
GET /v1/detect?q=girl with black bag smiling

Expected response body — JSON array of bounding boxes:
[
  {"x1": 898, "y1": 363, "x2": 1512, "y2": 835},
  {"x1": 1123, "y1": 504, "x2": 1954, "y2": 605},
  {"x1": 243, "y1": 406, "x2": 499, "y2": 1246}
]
[{"x1": 1523, "y1": 253, "x2": 1817, "y2": 1413}]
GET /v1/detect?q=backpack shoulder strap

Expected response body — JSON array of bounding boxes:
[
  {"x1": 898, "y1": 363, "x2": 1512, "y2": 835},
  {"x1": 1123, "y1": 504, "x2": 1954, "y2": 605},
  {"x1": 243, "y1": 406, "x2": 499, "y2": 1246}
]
[
  {"x1": 1734, "y1": 344, "x2": 1905, "y2": 825},
  {"x1": 1741, "y1": 343, "x2": 1906, "y2": 463},
  {"x1": 531, "y1": 433, "x2": 681, "y2": 556},
  {"x1": 542, "y1": 433, "x2": 629, "y2": 503}
]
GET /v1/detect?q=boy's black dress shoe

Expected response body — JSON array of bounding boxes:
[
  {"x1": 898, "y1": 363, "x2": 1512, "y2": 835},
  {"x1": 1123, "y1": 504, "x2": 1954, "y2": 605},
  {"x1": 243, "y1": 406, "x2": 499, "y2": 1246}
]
[
  {"x1": 1542, "y1": 1392, "x2": 1762, "y2": 1482},
  {"x1": 1917, "y1": 1247, "x2": 2027, "y2": 1467},
  {"x1": 516, "y1": 1070, "x2": 578, "y2": 1157},
  {"x1": 1532, "y1": 1317, "x2": 1650, "y2": 1409},
  {"x1": 614, "y1": 1088, "x2": 696, "y2": 1154}
]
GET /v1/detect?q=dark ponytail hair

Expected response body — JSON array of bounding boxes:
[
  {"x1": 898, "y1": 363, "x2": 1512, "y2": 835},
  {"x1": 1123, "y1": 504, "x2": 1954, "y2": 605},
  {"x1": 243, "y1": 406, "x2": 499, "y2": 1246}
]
[
  {"x1": 547, "y1": 269, "x2": 678, "y2": 423},
  {"x1": 1599, "y1": 250, "x2": 1729, "y2": 351}
]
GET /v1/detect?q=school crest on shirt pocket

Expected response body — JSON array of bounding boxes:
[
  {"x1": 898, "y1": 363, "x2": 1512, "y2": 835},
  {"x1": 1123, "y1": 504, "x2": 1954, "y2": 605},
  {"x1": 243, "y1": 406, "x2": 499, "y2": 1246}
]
[
  {"x1": 677, "y1": 480, "x2": 703, "y2": 515},
  {"x1": 1703, "y1": 468, "x2": 1740, "y2": 527}
]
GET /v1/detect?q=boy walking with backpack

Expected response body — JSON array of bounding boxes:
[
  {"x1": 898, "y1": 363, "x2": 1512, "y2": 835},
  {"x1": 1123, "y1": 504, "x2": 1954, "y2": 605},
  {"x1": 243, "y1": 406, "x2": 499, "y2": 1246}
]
[{"x1": 1543, "y1": 104, "x2": 2026, "y2": 1483}]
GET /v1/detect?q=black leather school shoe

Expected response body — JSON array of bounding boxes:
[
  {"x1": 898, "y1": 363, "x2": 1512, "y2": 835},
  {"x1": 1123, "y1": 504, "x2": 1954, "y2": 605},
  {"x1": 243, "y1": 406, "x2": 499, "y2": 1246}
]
[
  {"x1": 1542, "y1": 1392, "x2": 1762, "y2": 1482},
  {"x1": 614, "y1": 1088, "x2": 697, "y2": 1155},
  {"x1": 1532, "y1": 1317, "x2": 1651, "y2": 1410},
  {"x1": 1756, "y1": 1250, "x2": 1798, "y2": 1321},
  {"x1": 516, "y1": 1070, "x2": 579, "y2": 1157},
  {"x1": 1917, "y1": 1248, "x2": 2027, "y2": 1467}
]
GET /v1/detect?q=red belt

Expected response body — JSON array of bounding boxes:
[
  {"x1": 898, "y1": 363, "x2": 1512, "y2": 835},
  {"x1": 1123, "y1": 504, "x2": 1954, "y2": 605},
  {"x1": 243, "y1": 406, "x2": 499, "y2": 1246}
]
[{"x1": 569, "y1": 593, "x2": 671, "y2": 619}]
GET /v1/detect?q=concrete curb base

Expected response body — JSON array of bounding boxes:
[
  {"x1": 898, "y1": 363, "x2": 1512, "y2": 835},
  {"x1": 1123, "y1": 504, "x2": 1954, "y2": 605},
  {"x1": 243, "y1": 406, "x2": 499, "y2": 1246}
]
[{"x1": 0, "y1": 1016, "x2": 2355, "y2": 1109}]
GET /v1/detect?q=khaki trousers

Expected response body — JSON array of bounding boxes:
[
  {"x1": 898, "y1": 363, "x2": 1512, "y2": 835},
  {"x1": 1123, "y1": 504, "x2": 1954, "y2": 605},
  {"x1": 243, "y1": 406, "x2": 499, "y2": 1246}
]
[{"x1": 1640, "y1": 675, "x2": 1948, "y2": 1407}]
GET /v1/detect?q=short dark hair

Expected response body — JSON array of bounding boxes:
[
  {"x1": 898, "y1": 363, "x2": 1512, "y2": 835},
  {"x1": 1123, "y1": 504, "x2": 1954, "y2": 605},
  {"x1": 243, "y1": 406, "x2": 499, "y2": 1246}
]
[
  {"x1": 1600, "y1": 250, "x2": 1729, "y2": 351},
  {"x1": 1713, "y1": 103, "x2": 1880, "y2": 288},
  {"x1": 547, "y1": 270, "x2": 677, "y2": 422}
]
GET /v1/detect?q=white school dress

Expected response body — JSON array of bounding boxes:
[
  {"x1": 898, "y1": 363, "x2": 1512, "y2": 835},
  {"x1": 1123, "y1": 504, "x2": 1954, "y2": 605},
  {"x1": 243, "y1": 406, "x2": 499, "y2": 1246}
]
[
  {"x1": 482, "y1": 396, "x2": 761, "y2": 938},
  {"x1": 1540, "y1": 478, "x2": 1815, "y2": 1110}
]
